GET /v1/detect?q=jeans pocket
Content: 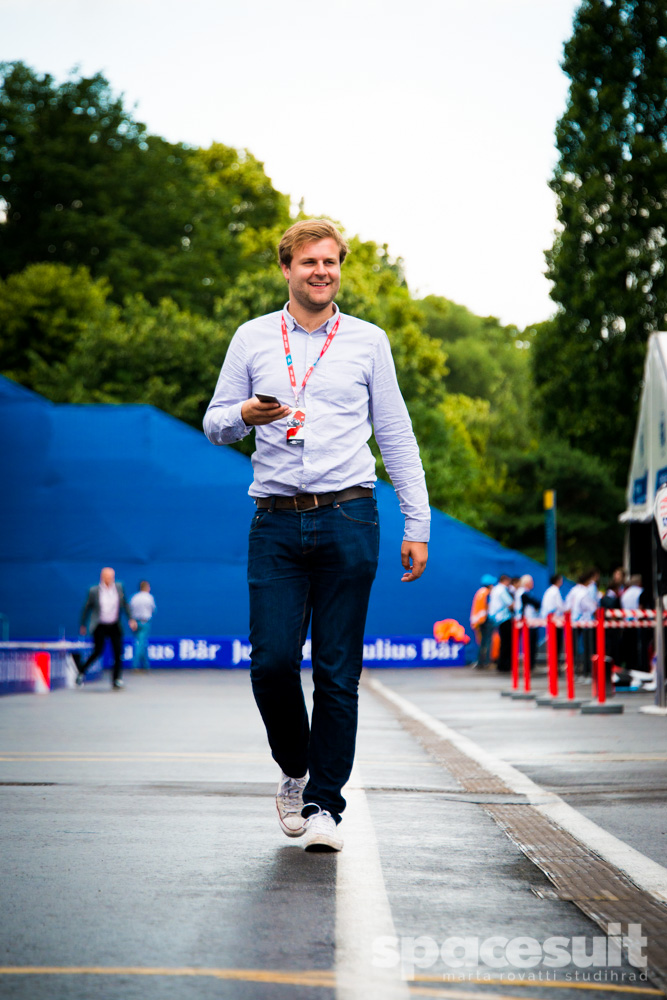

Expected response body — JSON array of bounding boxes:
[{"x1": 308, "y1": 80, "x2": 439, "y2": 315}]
[
  {"x1": 335, "y1": 499, "x2": 378, "y2": 526},
  {"x1": 250, "y1": 510, "x2": 268, "y2": 530}
]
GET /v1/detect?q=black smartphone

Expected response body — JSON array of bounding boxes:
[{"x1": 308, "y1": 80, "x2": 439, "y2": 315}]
[{"x1": 256, "y1": 392, "x2": 284, "y2": 405}]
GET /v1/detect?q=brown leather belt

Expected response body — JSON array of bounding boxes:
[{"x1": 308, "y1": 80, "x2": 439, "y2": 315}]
[{"x1": 256, "y1": 485, "x2": 373, "y2": 512}]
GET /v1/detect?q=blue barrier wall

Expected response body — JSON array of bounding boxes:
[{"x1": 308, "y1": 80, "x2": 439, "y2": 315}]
[{"x1": 0, "y1": 376, "x2": 549, "y2": 640}]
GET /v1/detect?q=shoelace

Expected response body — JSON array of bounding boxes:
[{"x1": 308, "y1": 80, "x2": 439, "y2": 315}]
[
  {"x1": 305, "y1": 809, "x2": 333, "y2": 829},
  {"x1": 279, "y1": 778, "x2": 305, "y2": 815}
]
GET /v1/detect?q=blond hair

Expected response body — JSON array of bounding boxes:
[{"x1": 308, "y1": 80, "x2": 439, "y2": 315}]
[{"x1": 278, "y1": 219, "x2": 349, "y2": 268}]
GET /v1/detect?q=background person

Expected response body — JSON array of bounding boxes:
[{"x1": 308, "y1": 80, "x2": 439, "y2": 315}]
[
  {"x1": 469, "y1": 574, "x2": 496, "y2": 669},
  {"x1": 565, "y1": 568, "x2": 599, "y2": 677},
  {"x1": 610, "y1": 566, "x2": 626, "y2": 596},
  {"x1": 488, "y1": 574, "x2": 514, "y2": 673},
  {"x1": 130, "y1": 580, "x2": 156, "y2": 671},
  {"x1": 540, "y1": 574, "x2": 564, "y2": 619},
  {"x1": 621, "y1": 574, "x2": 643, "y2": 611},
  {"x1": 540, "y1": 573, "x2": 565, "y2": 666},
  {"x1": 601, "y1": 578, "x2": 624, "y2": 674},
  {"x1": 76, "y1": 567, "x2": 136, "y2": 689},
  {"x1": 515, "y1": 574, "x2": 540, "y2": 669}
]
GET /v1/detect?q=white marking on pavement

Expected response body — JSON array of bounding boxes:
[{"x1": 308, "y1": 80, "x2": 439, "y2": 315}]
[
  {"x1": 368, "y1": 677, "x2": 667, "y2": 905},
  {"x1": 335, "y1": 764, "x2": 410, "y2": 1000}
]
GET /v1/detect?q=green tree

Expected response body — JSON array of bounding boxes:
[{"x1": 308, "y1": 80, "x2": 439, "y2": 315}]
[
  {"x1": 420, "y1": 294, "x2": 536, "y2": 452},
  {"x1": 0, "y1": 63, "x2": 290, "y2": 312},
  {"x1": 486, "y1": 438, "x2": 625, "y2": 577},
  {"x1": 536, "y1": 0, "x2": 667, "y2": 485},
  {"x1": 0, "y1": 262, "x2": 110, "y2": 381},
  {"x1": 26, "y1": 290, "x2": 228, "y2": 428}
]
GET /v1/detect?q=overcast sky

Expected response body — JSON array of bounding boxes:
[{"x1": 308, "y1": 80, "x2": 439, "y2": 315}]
[{"x1": 2, "y1": 0, "x2": 580, "y2": 328}]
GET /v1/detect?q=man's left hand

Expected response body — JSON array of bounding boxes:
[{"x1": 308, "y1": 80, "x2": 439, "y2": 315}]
[
  {"x1": 401, "y1": 541, "x2": 428, "y2": 582},
  {"x1": 129, "y1": 618, "x2": 138, "y2": 632}
]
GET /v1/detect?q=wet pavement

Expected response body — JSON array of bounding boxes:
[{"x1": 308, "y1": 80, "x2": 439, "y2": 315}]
[{"x1": 0, "y1": 667, "x2": 665, "y2": 1000}]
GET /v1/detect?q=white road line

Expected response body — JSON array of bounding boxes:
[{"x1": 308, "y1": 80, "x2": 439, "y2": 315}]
[
  {"x1": 368, "y1": 677, "x2": 667, "y2": 905},
  {"x1": 335, "y1": 764, "x2": 410, "y2": 1000}
]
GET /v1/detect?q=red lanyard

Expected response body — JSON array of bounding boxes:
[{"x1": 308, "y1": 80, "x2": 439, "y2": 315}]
[{"x1": 281, "y1": 313, "x2": 340, "y2": 404}]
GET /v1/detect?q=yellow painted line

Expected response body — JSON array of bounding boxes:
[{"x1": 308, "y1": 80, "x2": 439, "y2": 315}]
[
  {"x1": 0, "y1": 967, "x2": 335, "y2": 986},
  {"x1": 0, "y1": 967, "x2": 660, "y2": 996},
  {"x1": 0, "y1": 968, "x2": 659, "y2": 995},
  {"x1": 412, "y1": 976, "x2": 663, "y2": 995},
  {"x1": 410, "y1": 989, "x2": 550, "y2": 1000}
]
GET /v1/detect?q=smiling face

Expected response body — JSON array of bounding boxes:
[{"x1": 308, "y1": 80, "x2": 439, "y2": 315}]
[{"x1": 281, "y1": 237, "x2": 341, "y2": 316}]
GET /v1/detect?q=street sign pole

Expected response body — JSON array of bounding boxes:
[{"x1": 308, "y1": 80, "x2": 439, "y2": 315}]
[{"x1": 544, "y1": 490, "x2": 557, "y2": 578}]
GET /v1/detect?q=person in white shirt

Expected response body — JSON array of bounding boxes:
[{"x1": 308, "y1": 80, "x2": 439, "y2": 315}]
[
  {"x1": 76, "y1": 567, "x2": 136, "y2": 689},
  {"x1": 204, "y1": 219, "x2": 429, "y2": 852},
  {"x1": 515, "y1": 574, "x2": 540, "y2": 667},
  {"x1": 488, "y1": 575, "x2": 514, "y2": 672},
  {"x1": 621, "y1": 575, "x2": 643, "y2": 611},
  {"x1": 129, "y1": 581, "x2": 156, "y2": 671},
  {"x1": 564, "y1": 569, "x2": 599, "y2": 676},
  {"x1": 540, "y1": 574, "x2": 565, "y2": 618},
  {"x1": 541, "y1": 574, "x2": 565, "y2": 667}
]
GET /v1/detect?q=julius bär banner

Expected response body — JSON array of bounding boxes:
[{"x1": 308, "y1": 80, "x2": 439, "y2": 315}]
[{"x1": 103, "y1": 635, "x2": 467, "y2": 669}]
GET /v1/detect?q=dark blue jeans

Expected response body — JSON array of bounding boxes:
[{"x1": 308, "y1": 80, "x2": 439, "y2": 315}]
[{"x1": 248, "y1": 496, "x2": 379, "y2": 823}]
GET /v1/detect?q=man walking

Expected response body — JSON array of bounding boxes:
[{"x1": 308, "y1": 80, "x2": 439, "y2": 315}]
[
  {"x1": 76, "y1": 567, "x2": 136, "y2": 689},
  {"x1": 129, "y1": 580, "x2": 156, "y2": 671},
  {"x1": 204, "y1": 219, "x2": 429, "y2": 851}
]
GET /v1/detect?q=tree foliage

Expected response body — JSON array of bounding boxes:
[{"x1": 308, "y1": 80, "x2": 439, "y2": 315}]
[
  {"x1": 486, "y1": 438, "x2": 625, "y2": 575},
  {"x1": 0, "y1": 262, "x2": 110, "y2": 378},
  {"x1": 0, "y1": 61, "x2": 290, "y2": 313},
  {"x1": 536, "y1": 0, "x2": 667, "y2": 484}
]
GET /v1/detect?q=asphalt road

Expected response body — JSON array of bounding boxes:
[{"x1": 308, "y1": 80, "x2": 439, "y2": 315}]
[{"x1": 0, "y1": 667, "x2": 665, "y2": 1000}]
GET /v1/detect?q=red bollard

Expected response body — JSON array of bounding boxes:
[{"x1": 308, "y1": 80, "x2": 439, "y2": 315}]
[
  {"x1": 581, "y1": 607, "x2": 623, "y2": 713},
  {"x1": 596, "y1": 607, "x2": 606, "y2": 704},
  {"x1": 552, "y1": 611, "x2": 586, "y2": 708},
  {"x1": 547, "y1": 613, "x2": 559, "y2": 697},
  {"x1": 522, "y1": 617, "x2": 532, "y2": 693},
  {"x1": 33, "y1": 651, "x2": 51, "y2": 691},
  {"x1": 511, "y1": 618, "x2": 520, "y2": 690},
  {"x1": 564, "y1": 611, "x2": 575, "y2": 700},
  {"x1": 508, "y1": 617, "x2": 535, "y2": 699}
]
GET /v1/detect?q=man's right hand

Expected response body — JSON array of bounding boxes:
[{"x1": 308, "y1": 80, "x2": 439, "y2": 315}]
[
  {"x1": 79, "y1": 626, "x2": 87, "y2": 636},
  {"x1": 242, "y1": 397, "x2": 292, "y2": 426}
]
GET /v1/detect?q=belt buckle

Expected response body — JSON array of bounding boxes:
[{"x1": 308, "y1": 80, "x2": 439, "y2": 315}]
[{"x1": 296, "y1": 493, "x2": 319, "y2": 512}]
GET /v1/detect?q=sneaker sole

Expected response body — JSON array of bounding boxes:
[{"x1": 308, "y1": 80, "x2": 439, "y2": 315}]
[
  {"x1": 304, "y1": 842, "x2": 342, "y2": 853},
  {"x1": 303, "y1": 836, "x2": 343, "y2": 852}
]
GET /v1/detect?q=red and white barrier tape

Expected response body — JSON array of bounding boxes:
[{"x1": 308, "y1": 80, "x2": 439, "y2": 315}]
[{"x1": 520, "y1": 612, "x2": 666, "y2": 629}]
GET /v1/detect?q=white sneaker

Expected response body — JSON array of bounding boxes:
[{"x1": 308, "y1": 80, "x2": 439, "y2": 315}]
[
  {"x1": 303, "y1": 808, "x2": 343, "y2": 852},
  {"x1": 276, "y1": 773, "x2": 308, "y2": 838}
]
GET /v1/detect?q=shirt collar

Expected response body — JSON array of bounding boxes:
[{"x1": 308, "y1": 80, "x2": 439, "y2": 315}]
[{"x1": 282, "y1": 302, "x2": 339, "y2": 335}]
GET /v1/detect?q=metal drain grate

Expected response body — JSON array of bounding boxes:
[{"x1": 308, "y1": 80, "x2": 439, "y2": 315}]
[{"x1": 366, "y1": 678, "x2": 667, "y2": 993}]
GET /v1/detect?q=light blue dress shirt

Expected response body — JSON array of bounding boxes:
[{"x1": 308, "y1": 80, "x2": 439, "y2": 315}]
[{"x1": 203, "y1": 304, "x2": 430, "y2": 542}]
